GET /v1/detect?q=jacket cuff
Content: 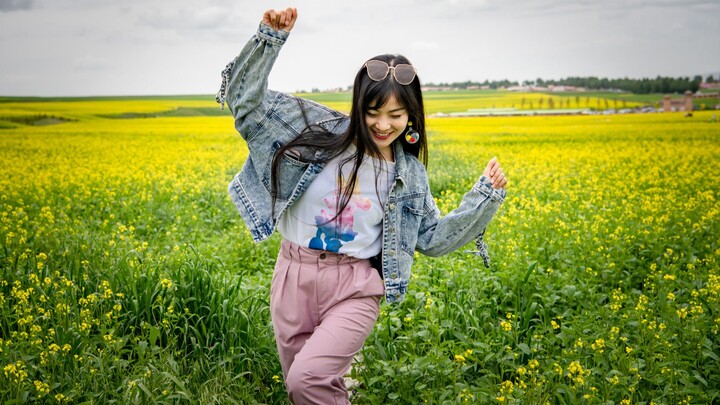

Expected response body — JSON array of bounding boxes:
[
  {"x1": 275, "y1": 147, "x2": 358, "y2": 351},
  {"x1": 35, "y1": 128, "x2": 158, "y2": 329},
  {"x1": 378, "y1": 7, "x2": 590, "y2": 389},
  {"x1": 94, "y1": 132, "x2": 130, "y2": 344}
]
[
  {"x1": 475, "y1": 175, "x2": 507, "y2": 203},
  {"x1": 257, "y1": 23, "x2": 290, "y2": 45}
]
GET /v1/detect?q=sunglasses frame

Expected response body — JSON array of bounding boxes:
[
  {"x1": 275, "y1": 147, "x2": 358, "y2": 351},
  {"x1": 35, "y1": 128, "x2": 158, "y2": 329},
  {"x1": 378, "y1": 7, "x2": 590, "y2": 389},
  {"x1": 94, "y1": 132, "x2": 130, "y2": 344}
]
[{"x1": 364, "y1": 60, "x2": 417, "y2": 85}]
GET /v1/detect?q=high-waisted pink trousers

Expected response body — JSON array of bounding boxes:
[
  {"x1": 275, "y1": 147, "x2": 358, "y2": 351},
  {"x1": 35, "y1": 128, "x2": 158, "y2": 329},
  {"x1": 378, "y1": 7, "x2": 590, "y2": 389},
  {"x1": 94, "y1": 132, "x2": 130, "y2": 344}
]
[{"x1": 270, "y1": 240, "x2": 385, "y2": 404}]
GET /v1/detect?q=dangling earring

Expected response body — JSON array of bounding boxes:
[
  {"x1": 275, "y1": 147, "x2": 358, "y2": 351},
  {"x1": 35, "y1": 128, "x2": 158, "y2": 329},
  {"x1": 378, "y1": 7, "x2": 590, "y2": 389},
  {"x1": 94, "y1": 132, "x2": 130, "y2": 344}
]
[{"x1": 405, "y1": 121, "x2": 420, "y2": 144}]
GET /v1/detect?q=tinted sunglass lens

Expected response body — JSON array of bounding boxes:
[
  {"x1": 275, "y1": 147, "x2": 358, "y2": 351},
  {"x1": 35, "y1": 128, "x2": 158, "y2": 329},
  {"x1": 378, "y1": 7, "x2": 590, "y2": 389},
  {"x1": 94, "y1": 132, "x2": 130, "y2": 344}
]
[
  {"x1": 394, "y1": 65, "x2": 416, "y2": 85},
  {"x1": 366, "y1": 60, "x2": 389, "y2": 81}
]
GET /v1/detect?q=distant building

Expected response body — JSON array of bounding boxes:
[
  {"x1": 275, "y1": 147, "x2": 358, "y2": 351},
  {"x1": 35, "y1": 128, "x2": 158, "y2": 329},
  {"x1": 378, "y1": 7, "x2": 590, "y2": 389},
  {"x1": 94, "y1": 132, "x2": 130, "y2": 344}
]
[
  {"x1": 548, "y1": 85, "x2": 586, "y2": 92},
  {"x1": 662, "y1": 91, "x2": 693, "y2": 112}
]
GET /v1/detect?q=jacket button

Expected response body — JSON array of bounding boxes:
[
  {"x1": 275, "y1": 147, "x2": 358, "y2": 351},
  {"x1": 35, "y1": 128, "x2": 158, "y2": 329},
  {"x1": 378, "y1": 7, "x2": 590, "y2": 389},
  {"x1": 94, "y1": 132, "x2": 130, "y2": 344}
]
[
  {"x1": 319, "y1": 253, "x2": 326, "y2": 259},
  {"x1": 390, "y1": 272, "x2": 398, "y2": 278},
  {"x1": 388, "y1": 250, "x2": 395, "y2": 257},
  {"x1": 388, "y1": 203, "x2": 395, "y2": 210}
]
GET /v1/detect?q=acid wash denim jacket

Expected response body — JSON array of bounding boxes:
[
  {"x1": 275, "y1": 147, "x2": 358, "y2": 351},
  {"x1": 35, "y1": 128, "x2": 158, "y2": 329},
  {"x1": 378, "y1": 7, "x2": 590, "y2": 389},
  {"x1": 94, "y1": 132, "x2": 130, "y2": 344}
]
[{"x1": 218, "y1": 23, "x2": 507, "y2": 304}]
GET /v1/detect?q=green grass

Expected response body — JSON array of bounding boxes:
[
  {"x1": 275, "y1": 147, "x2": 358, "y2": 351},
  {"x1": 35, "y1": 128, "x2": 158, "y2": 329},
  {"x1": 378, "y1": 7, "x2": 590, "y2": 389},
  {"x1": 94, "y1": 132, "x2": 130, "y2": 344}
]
[{"x1": 0, "y1": 96, "x2": 718, "y2": 403}]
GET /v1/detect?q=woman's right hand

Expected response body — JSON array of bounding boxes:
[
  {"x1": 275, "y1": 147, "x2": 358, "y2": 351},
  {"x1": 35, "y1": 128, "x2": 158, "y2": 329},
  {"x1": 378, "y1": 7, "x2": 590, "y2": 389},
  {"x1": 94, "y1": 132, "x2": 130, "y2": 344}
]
[{"x1": 262, "y1": 7, "x2": 298, "y2": 32}]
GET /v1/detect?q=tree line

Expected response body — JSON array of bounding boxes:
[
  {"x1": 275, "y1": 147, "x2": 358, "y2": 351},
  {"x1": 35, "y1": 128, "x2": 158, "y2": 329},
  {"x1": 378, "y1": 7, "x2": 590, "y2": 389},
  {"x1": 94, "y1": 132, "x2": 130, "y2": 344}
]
[{"x1": 427, "y1": 75, "x2": 717, "y2": 94}]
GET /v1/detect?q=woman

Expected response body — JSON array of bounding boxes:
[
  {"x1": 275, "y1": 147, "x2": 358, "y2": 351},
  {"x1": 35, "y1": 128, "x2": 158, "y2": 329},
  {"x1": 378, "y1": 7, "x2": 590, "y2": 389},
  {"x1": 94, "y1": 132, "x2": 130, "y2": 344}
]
[{"x1": 217, "y1": 7, "x2": 507, "y2": 404}]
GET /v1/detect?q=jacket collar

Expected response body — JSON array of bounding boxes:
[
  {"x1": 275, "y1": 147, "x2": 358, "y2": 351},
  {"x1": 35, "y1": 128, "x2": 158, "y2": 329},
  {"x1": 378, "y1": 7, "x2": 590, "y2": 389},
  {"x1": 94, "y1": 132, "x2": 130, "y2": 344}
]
[{"x1": 392, "y1": 140, "x2": 408, "y2": 186}]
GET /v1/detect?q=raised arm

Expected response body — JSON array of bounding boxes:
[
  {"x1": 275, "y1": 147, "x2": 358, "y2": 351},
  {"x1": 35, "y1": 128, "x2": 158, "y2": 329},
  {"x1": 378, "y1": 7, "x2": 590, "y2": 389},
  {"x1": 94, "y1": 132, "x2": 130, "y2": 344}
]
[
  {"x1": 416, "y1": 158, "x2": 507, "y2": 258},
  {"x1": 216, "y1": 8, "x2": 298, "y2": 139}
]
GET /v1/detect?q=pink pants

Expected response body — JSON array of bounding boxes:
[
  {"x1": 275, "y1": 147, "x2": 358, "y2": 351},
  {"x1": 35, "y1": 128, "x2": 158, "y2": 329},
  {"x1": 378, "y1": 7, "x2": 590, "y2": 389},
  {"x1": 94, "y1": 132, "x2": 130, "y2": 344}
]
[{"x1": 270, "y1": 240, "x2": 385, "y2": 404}]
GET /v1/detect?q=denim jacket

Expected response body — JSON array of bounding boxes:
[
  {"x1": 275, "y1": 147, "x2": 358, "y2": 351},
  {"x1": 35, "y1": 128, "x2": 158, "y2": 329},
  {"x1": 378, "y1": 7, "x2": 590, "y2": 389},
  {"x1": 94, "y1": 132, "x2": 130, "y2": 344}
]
[{"x1": 218, "y1": 24, "x2": 506, "y2": 303}]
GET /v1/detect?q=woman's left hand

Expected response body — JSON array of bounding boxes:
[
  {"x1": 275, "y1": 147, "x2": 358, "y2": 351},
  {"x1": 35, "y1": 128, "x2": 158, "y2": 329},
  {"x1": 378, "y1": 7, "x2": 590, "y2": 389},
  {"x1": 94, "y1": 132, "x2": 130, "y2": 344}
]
[{"x1": 483, "y1": 157, "x2": 507, "y2": 189}]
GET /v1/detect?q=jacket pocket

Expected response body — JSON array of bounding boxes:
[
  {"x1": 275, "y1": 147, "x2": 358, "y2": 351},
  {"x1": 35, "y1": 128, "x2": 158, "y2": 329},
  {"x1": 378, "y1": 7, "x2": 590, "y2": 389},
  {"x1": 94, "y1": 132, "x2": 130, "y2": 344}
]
[
  {"x1": 399, "y1": 205, "x2": 424, "y2": 255},
  {"x1": 265, "y1": 141, "x2": 310, "y2": 201}
]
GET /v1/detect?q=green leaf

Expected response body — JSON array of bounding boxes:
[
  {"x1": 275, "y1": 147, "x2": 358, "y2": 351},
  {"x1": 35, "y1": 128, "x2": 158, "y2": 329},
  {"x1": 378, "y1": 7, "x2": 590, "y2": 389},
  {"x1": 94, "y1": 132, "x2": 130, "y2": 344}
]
[
  {"x1": 149, "y1": 326, "x2": 160, "y2": 347},
  {"x1": 693, "y1": 370, "x2": 708, "y2": 386},
  {"x1": 518, "y1": 343, "x2": 531, "y2": 355}
]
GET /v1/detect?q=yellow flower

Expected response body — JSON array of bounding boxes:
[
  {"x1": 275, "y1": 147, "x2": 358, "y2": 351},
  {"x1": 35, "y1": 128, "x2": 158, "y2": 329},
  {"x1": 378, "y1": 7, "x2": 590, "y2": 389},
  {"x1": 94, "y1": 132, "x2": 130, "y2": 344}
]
[
  {"x1": 551, "y1": 320, "x2": 560, "y2": 330},
  {"x1": 424, "y1": 297, "x2": 434, "y2": 309},
  {"x1": 567, "y1": 361, "x2": 584, "y2": 375},
  {"x1": 160, "y1": 278, "x2": 173, "y2": 289},
  {"x1": 34, "y1": 380, "x2": 50, "y2": 396},
  {"x1": 499, "y1": 380, "x2": 514, "y2": 395},
  {"x1": 500, "y1": 321, "x2": 512, "y2": 332},
  {"x1": 454, "y1": 354, "x2": 466, "y2": 364},
  {"x1": 591, "y1": 339, "x2": 605, "y2": 353}
]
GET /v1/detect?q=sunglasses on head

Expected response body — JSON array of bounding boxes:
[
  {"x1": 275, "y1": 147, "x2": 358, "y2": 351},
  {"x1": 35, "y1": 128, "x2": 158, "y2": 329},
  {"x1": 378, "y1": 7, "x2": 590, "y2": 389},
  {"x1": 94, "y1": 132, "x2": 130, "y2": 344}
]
[{"x1": 364, "y1": 60, "x2": 417, "y2": 85}]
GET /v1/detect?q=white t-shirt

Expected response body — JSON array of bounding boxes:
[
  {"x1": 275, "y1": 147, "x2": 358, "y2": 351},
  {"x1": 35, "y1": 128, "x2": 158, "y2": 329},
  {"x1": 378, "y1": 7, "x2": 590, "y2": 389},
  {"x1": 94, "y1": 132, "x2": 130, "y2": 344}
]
[{"x1": 277, "y1": 145, "x2": 395, "y2": 258}]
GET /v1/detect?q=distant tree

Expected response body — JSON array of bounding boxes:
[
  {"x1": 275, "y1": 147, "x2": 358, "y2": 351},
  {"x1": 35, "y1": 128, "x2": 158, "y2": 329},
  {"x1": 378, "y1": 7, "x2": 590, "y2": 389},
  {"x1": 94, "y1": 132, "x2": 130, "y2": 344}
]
[{"x1": 707, "y1": 75, "x2": 716, "y2": 83}]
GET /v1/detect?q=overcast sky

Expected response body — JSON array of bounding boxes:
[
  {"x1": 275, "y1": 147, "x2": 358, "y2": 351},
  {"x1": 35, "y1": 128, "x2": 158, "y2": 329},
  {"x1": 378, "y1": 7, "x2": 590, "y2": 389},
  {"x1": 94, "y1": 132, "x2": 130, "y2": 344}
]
[{"x1": 1, "y1": 0, "x2": 718, "y2": 97}]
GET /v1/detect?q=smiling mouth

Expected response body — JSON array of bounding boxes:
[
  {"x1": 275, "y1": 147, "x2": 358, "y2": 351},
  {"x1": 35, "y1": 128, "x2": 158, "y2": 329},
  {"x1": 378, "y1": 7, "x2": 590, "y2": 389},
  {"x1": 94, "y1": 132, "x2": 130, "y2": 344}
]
[{"x1": 372, "y1": 130, "x2": 393, "y2": 139}]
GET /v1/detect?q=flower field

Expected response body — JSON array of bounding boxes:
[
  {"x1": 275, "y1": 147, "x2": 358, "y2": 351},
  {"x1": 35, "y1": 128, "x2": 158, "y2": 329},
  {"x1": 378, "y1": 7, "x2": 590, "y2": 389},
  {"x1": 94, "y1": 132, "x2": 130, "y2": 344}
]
[{"x1": 0, "y1": 94, "x2": 718, "y2": 404}]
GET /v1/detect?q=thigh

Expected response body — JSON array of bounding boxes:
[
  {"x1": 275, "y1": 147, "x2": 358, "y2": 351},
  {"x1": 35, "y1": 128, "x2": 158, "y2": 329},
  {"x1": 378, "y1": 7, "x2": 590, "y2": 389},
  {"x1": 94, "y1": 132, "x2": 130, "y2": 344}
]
[
  {"x1": 292, "y1": 295, "x2": 381, "y2": 377},
  {"x1": 270, "y1": 247, "x2": 320, "y2": 376}
]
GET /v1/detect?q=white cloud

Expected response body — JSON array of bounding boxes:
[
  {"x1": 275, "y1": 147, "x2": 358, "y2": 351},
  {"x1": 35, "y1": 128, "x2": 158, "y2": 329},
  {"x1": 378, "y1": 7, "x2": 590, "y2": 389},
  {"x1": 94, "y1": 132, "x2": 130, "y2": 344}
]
[{"x1": 0, "y1": 0, "x2": 718, "y2": 96}]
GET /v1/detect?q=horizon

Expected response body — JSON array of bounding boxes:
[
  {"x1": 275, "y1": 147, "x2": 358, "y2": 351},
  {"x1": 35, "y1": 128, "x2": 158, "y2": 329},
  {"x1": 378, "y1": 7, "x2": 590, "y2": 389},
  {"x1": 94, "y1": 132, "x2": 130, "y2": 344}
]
[{"x1": 2, "y1": 73, "x2": 719, "y2": 99}]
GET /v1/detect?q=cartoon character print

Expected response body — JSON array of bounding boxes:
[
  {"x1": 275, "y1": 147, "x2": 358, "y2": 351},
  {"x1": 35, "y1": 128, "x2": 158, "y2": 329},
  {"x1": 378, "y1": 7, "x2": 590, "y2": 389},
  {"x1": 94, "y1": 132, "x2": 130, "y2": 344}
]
[{"x1": 309, "y1": 173, "x2": 372, "y2": 252}]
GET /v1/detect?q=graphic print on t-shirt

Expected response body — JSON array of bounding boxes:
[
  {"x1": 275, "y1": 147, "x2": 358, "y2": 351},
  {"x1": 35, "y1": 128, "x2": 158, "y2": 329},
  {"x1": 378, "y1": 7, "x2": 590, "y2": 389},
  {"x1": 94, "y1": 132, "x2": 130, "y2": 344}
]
[{"x1": 308, "y1": 173, "x2": 372, "y2": 252}]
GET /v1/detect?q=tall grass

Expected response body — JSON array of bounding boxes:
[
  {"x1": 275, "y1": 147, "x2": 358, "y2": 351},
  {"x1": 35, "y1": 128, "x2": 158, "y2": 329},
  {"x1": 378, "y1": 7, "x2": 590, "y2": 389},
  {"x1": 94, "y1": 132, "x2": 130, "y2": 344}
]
[{"x1": 0, "y1": 98, "x2": 718, "y2": 403}]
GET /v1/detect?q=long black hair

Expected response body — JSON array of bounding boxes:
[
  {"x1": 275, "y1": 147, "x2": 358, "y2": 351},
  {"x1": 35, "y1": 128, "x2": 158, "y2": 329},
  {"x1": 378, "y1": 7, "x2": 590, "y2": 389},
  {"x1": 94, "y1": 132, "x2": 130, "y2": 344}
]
[{"x1": 271, "y1": 54, "x2": 427, "y2": 222}]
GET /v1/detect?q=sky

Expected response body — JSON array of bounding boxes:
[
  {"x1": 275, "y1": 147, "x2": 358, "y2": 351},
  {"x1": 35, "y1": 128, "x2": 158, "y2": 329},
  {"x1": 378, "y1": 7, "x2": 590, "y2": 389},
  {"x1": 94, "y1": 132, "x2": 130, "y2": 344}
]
[{"x1": 1, "y1": 0, "x2": 718, "y2": 97}]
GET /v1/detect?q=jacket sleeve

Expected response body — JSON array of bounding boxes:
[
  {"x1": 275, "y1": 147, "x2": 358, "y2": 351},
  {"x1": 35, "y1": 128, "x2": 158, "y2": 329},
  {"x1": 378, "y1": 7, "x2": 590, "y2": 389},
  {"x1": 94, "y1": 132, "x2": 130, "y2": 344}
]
[
  {"x1": 216, "y1": 23, "x2": 290, "y2": 142},
  {"x1": 415, "y1": 176, "x2": 506, "y2": 258}
]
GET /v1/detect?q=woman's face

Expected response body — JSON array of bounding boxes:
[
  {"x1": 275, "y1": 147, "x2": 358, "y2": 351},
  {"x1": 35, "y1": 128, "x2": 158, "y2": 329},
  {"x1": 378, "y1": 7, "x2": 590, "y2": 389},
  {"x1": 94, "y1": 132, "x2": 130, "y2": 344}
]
[{"x1": 364, "y1": 95, "x2": 409, "y2": 160}]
